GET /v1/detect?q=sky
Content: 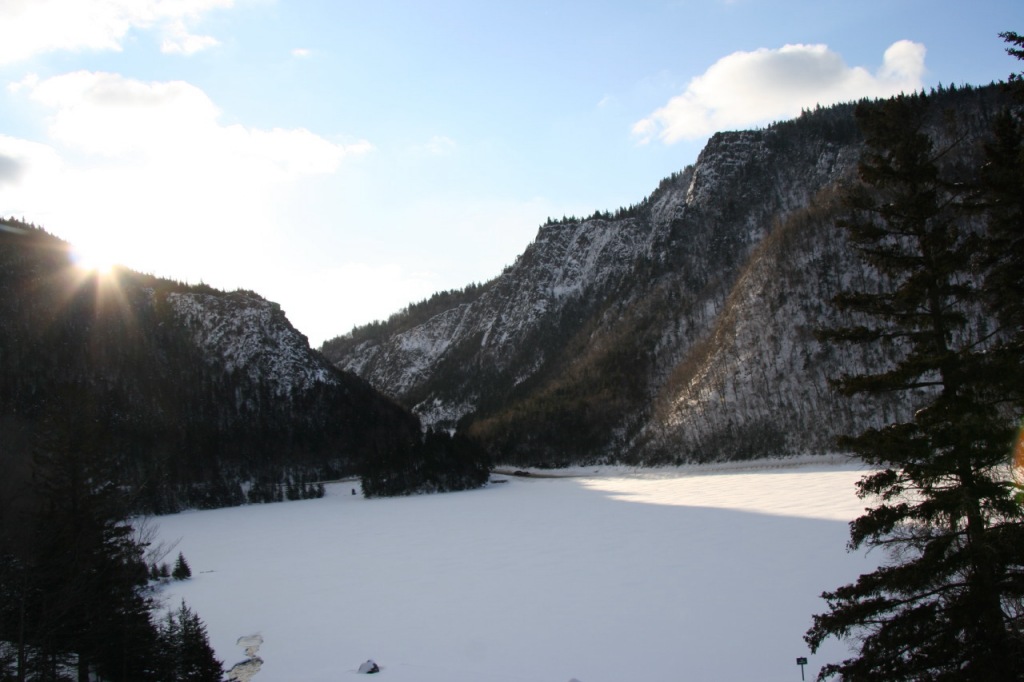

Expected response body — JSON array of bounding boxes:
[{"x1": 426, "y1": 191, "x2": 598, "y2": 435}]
[{"x1": 0, "y1": 1, "x2": 1020, "y2": 347}]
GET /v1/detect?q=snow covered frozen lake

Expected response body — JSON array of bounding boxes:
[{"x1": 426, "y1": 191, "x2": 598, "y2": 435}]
[{"x1": 152, "y1": 457, "x2": 879, "y2": 682}]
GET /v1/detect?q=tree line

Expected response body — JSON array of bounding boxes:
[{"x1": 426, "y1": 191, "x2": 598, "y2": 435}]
[{"x1": 0, "y1": 407, "x2": 221, "y2": 681}]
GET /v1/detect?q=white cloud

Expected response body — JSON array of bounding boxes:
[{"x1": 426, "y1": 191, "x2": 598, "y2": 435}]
[
  {"x1": 0, "y1": 0, "x2": 234, "y2": 64},
  {"x1": 291, "y1": 48, "x2": 312, "y2": 58},
  {"x1": 0, "y1": 71, "x2": 372, "y2": 297},
  {"x1": 633, "y1": 40, "x2": 926, "y2": 144},
  {"x1": 19, "y1": 71, "x2": 370, "y2": 173},
  {"x1": 160, "y1": 19, "x2": 221, "y2": 55}
]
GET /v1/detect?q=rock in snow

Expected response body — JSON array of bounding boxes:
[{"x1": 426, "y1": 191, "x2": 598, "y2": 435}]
[
  {"x1": 358, "y1": 659, "x2": 381, "y2": 674},
  {"x1": 227, "y1": 634, "x2": 264, "y2": 682}
]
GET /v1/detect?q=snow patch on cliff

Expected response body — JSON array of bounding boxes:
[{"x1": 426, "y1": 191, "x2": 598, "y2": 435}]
[{"x1": 167, "y1": 291, "x2": 337, "y2": 397}]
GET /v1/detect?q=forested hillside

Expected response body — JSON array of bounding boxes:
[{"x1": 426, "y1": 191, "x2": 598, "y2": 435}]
[
  {"x1": 0, "y1": 221, "x2": 493, "y2": 680},
  {"x1": 323, "y1": 84, "x2": 1016, "y2": 467},
  {"x1": 0, "y1": 221, "x2": 428, "y2": 517}
]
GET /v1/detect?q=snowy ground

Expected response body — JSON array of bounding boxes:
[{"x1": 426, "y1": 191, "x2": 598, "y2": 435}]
[{"x1": 152, "y1": 457, "x2": 880, "y2": 682}]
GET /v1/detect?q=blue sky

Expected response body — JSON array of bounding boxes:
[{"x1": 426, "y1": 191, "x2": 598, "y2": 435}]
[{"x1": 0, "y1": 1, "x2": 1020, "y2": 346}]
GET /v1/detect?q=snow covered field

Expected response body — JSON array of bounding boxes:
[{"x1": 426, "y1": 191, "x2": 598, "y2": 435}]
[{"x1": 152, "y1": 457, "x2": 880, "y2": 682}]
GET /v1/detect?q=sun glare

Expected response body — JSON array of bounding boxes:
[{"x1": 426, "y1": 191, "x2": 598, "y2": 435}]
[
  {"x1": 1013, "y1": 420, "x2": 1024, "y2": 481},
  {"x1": 65, "y1": 240, "x2": 131, "y2": 312},
  {"x1": 71, "y1": 244, "x2": 118, "y2": 275}
]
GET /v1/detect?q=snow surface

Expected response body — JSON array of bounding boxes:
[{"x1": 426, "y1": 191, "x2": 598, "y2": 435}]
[{"x1": 153, "y1": 458, "x2": 879, "y2": 682}]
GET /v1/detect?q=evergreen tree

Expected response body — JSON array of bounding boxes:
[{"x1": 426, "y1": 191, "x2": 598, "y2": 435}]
[
  {"x1": 0, "y1": 552, "x2": 29, "y2": 681},
  {"x1": 977, "y1": 33, "x2": 1024, "y2": 409},
  {"x1": 1003, "y1": 31, "x2": 1024, "y2": 72},
  {"x1": 805, "y1": 89, "x2": 1024, "y2": 679},
  {"x1": 156, "y1": 601, "x2": 222, "y2": 682},
  {"x1": 4, "y1": 398, "x2": 160, "y2": 681},
  {"x1": 173, "y1": 552, "x2": 193, "y2": 581}
]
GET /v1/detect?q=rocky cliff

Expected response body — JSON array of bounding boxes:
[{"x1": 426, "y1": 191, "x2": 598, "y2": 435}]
[{"x1": 323, "y1": 86, "x2": 1011, "y2": 466}]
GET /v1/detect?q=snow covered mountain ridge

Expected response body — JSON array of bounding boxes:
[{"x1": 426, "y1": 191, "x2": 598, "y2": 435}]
[
  {"x1": 167, "y1": 290, "x2": 337, "y2": 397},
  {"x1": 322, "y1": 86, "x2": 1011, "y2": 466}
]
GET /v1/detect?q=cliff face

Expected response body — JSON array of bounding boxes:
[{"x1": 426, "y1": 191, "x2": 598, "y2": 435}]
[
  {"x1": 167, "y1": 290, "x2": 338, "y2": 398},
  {"x1": 324, "y1": 87, "x2": 1009, "y2": 465}
]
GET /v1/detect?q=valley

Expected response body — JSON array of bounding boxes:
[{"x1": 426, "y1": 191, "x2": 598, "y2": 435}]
[{"x1": 154, "y1": 457, "x2": 878, "y2": 682}]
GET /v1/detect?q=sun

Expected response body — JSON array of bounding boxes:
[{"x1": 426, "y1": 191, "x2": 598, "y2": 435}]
[
  {"x1": 64, "y1": 239, "x2": 132, "y2": 314},
  {"x1": 71, "y1": 242, "x2": 119, "y2": 275}
]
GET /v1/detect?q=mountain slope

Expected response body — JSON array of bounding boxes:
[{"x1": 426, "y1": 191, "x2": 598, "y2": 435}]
[
  {"x1": 323, "y1": 85, "x2": 1011, "y2": 466},
  {"x1": 0, "y1": 221, "x2": 421, "y2": 515}
]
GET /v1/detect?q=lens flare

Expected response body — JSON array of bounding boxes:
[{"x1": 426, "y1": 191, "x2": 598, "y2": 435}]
[
  {"x1": 1015, "y1": 422, "x2": 1024, "y2": 472},
  {"x1": 61, "y1": 240, "x2": 132, "y2": 322},
  {"x1": 1014, "y1": 421, "x2": 1024, "y2": 501},
  {"x1": 71, "y1": 245, "x2": 117, "y2": 275}
]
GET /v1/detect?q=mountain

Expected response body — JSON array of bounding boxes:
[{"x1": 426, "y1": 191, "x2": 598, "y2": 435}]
[
  {"x1": 322, "y1": 85, "x2": 1013, "y2": 467},
  {"x1": 0, "y1": 221, "x2": 422, "y2": 515}
]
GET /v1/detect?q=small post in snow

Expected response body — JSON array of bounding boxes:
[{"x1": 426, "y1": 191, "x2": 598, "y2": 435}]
[{"x1": 796, "y1": 656, "x2": 807, "y2": 681}]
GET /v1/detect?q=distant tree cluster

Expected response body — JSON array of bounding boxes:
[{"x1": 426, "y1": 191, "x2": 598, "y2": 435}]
[
  {"x1": 538, "y1": 170, "x2": 694, "y2": 229},
  {"x1": 360, "y1": 430, "x2": 490, "y2": 497},
  {"x1": 148, "y1": 551, "x2": 194, "y2": 582},
  {"x1": 321, "y1": 281, "x2": 492, "y2": 358},
  {"x1": 245, "y1": 472, "x2": 326, "y2": 504}
]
